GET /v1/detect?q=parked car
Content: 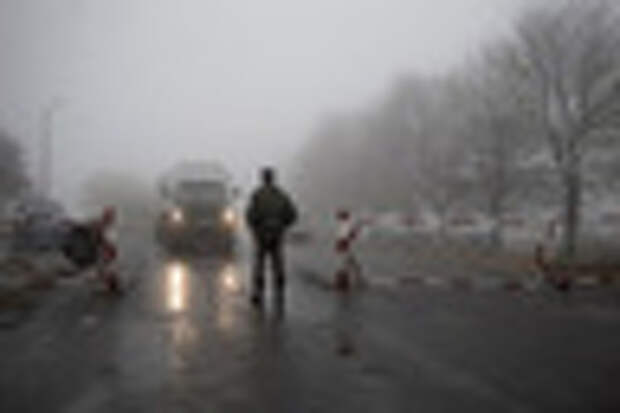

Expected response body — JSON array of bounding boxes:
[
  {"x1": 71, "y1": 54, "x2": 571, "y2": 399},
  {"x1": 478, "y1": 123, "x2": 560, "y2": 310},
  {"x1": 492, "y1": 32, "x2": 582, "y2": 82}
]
[{"x1": 10, "y1": 196, "x2": 69, "y2": 252}]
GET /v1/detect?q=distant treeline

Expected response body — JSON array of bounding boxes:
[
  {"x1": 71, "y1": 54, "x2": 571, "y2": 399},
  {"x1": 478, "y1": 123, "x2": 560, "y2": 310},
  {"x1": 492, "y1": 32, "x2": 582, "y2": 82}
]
[{"x1": 294, "y1": 0, "x2": 620, "y2": 257}]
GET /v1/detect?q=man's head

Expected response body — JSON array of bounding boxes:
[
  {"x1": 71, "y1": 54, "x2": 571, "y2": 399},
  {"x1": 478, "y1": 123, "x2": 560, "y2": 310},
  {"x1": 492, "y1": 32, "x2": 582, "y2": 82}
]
[{"x1": 261, "y1": 167, "x2": 276, "y2": 186}]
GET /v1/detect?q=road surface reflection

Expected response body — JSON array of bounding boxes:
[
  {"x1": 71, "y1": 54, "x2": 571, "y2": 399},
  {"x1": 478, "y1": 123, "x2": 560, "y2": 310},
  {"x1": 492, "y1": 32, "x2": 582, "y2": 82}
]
[
  {"x1": 219, "y1": 263, "x2": 242, "y2": 294},
  {"x1": 166, "y1": 262, "x2": 189, "y2": 313},
  {"x1": 164, "y1": 258, "x2": 245, "y2": 333},
  {"x1": 215, "y1": 262, "x2": 244, "y2": 332}
]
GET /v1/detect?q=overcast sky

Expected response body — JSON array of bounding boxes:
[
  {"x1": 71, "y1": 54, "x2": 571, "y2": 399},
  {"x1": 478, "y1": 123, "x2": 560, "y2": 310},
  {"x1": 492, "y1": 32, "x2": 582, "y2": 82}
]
[{"x1": 0, "y1": 0, "x2": 525, "y2": 204}]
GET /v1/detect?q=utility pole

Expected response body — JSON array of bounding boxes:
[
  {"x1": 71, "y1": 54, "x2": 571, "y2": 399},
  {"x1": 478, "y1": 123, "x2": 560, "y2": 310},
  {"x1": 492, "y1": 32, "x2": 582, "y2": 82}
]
[{"x1": 38, "y1": 98, "x2": 66, "y2": 198}]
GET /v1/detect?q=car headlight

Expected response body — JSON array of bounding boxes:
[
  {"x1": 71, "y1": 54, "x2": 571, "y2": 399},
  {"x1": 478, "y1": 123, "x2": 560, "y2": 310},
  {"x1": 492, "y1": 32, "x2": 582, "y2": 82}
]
[
  {"x1": 169, "y1": 208, "x2": 184, "y2": 225},
  {"x1": 221, "y1": 207, "x2": 236, "y2": 228}
]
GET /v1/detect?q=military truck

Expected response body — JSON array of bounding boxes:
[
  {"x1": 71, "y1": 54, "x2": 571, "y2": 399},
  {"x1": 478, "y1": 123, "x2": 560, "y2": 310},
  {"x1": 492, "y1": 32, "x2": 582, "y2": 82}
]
[{"x1": 155, "y1": 161, "x2": 238, "y2": 254}]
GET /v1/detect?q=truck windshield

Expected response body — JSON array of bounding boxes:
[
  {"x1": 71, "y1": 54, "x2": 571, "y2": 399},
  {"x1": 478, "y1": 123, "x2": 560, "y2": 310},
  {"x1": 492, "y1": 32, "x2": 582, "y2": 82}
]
[{"x1": 176, "y1": 181, "x2": 226, "y2": 202}]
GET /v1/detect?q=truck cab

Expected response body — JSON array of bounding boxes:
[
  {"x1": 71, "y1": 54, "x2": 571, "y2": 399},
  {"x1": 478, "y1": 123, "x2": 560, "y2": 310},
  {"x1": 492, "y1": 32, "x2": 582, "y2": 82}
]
[{"x1": 155, "y1": 162, "x2": 238, "y2": 254}]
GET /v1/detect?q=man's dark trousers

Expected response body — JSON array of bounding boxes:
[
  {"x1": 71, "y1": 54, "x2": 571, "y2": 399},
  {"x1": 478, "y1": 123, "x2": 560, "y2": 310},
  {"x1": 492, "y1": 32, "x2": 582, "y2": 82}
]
[{"x1": 253, "y1": 237, "x2": 285, "y2": 297}]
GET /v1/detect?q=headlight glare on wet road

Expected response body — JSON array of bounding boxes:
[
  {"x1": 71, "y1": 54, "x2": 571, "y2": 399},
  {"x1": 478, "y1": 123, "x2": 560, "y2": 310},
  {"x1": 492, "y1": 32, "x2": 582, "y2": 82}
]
[
  {"x1": 220, "y1": 264, "x2": 241, "y2": 293},
  {"x1": 221, "y1": 207, "x2": 236, "y2": 228},
  {"x1": 169, "y1": 208, "x2": 184, "y2": 225},
  {"x1": 166, "y1": 262, "x2": 188, "y2": 312}
]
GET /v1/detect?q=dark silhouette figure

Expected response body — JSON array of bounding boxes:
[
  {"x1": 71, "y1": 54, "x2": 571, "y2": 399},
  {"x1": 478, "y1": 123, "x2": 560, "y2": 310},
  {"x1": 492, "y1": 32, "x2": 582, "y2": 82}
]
[{"x1": 246, "y1": 167, "x2": 298, "y2": 306}]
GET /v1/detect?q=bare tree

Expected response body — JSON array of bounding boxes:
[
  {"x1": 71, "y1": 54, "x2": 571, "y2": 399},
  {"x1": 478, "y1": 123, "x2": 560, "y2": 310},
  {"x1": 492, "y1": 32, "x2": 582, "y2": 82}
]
[
  {"x1": 294, "y1": 114, "x2": 370, "y2": 213},
  {"x1": 462, "y1": 43, "x2": 541, "y2": 248},
  {"x1": 294, "y1": 1, "x2": 620, "y2": 252},
  {"x1": 414, "y1": 138, "x2": 473, "y2": 238},
  {"x1": 0, "y1": 129, "x2": 29, "y2": 206},
  {"x1": 515, "y1": 0, "x2": 620, "y2": 258},
  {"x1": 390, "y1": 76, "x2": 477, "y2": 235}
]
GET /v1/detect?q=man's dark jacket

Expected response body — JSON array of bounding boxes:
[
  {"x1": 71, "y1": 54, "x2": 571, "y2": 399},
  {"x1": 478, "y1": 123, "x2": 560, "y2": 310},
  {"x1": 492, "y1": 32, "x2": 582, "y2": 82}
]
[{"x1": 246, "y1": 184, "x2": 298, "y2": 247}]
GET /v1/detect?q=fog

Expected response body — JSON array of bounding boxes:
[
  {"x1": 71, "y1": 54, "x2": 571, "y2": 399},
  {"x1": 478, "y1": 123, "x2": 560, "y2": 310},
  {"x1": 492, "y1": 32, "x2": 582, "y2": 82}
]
[
  {"x1": 0, "y1": 0, "x2": 524, "y2": 205},
  {"x1": 3, "y1": 4, "x2": 620, "y2": 408}
]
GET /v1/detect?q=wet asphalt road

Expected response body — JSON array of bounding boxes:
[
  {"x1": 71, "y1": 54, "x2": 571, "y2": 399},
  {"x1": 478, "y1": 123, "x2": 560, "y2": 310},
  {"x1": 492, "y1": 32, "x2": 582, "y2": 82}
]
[{"x1": 1, "y1": 238, "x2": 620, "y2": 412}]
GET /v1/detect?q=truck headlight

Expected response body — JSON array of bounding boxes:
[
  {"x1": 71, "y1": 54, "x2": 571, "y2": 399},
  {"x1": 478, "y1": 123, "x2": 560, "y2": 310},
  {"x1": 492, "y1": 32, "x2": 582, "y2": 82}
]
[
  {"x1": 169, "y1": 208, "x2": 184, "y2": 225},
  {"x1": 221, "y1": 207, "x2": 236, "y2": 228}
]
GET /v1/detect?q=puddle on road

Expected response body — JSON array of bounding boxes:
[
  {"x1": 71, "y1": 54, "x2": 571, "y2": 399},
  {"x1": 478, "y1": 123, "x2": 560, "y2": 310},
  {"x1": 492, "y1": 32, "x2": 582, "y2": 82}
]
[{"x1": 215, "y1": 263, "x2": 244, "y2": 332}]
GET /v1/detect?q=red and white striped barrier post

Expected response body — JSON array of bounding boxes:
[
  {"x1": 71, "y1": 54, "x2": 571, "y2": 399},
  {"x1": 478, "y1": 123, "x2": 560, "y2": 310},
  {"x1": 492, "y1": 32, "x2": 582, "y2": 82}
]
[
  {"x1": 95, "y1": 206, "x2": 121, "y2": 293},
  {"x1": 333, "y1": 209, "x2": 366, "y2": 291},
  {"x1": 534, "y1": 218, "x2": 557, "y2": 271},
  {"x1": 534, "y1": 217, "x2": 573, "y2": 291}
]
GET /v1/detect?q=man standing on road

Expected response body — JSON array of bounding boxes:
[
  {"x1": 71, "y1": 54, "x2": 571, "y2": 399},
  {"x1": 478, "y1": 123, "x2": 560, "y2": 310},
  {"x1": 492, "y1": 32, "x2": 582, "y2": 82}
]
[{"x1": 246, "y1": 167, "x2": 298, "y2": 306}]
